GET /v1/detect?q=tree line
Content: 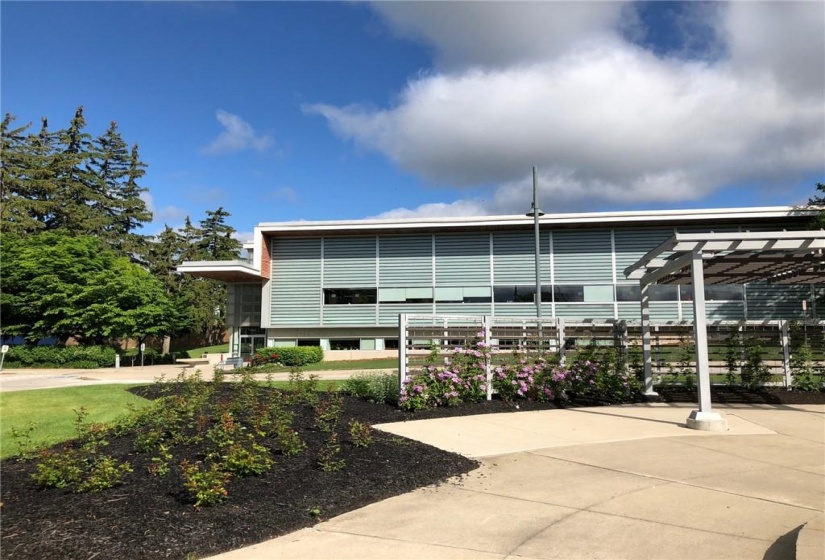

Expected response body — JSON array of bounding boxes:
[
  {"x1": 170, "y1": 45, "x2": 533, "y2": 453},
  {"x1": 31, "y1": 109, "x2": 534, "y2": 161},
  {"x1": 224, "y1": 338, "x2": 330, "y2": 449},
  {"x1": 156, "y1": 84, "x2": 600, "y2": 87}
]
[{"x1": 1, "y1": 107, "x2": 241, "y2": 349}]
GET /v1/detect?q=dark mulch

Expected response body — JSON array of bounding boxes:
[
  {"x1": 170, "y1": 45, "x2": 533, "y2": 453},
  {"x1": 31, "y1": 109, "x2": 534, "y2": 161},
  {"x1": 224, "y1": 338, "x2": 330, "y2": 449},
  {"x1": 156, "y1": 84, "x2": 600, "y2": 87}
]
[
  {"x1": 655, "y1": 386, "x2": 825, "y2": 405},
  {"x1": 2, "y1": 384, "x2": 822, "y2": 560}
]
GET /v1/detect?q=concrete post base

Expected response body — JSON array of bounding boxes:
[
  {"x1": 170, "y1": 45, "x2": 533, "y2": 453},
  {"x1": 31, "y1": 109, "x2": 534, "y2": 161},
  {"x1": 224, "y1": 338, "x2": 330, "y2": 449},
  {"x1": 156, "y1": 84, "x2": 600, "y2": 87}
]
[{"x1": 686, "y1": 410, "x2": 728, "y2": 432}]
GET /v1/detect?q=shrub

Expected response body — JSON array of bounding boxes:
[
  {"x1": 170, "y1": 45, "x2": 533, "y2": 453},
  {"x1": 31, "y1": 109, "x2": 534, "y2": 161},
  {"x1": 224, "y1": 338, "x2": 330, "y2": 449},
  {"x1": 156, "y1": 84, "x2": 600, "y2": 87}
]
[
  {"x1": 741, "y1": 337, "x2": 771, "y2": 390},
  {"x1": 348, "y1": 420, "x2": 372, "y2": 448},
  {"x1": 791, "y1": 342, "x2": 822, "y2": 391},
  {"x1": 317, "y1": 432, "x2": 345, "y2": 472},
  {"x1": 261, "y1": 346, "x2": 323, "y2": 367},
  {"x1": 341, "y1": 372, "x2": 399, "y2": 405},
  {"x1": 180, "y1": 460, "x2": 231, "y2": 508},
  {"x1": 5, "y1": 345, "x2": 117, "y2": 368}
]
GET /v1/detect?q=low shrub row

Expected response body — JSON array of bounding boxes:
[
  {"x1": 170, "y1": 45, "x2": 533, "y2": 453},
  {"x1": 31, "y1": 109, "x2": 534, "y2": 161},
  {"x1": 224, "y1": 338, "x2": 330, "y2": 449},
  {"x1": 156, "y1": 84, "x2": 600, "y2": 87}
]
[
  {"x1": 252, "y1": 346, "x2": 323, "y2": 367},
  {"x1": 4, "y1": 345, "x2": 117, "y2": 369},
  {"x1": 341, "y1": 372, "x2": 399, "y2": 405},
  {"x1": 399, "y1": 336, "x2": 641, "y2": 411}
]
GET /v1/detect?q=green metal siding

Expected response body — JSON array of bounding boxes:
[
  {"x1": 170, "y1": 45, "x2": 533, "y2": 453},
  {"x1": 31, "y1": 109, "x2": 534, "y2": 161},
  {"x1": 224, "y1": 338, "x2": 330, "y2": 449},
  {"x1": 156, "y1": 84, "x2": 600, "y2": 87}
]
[
  {"x1": 492, "y1": 231, "x2": 551, "y2": 284},
  {"x1": 323, "y1": 237, "x2": 376, "y2": 287},
  {"x1": 613, "y1": 228, "x2": 673, "y2": 278},
  {"x1": 555, "y1": 303, "x2": 614, "y2": 319},
  {"x1": 435, "y1": 233, "x2": 490, "y2": 286},
  {"x1": 322, "y1": 306, "x2": 377, "y2": 326},
  {"x1": 378, "y1": 235, "x2": 433, "y2": 287},
  {"x1": 271, "y1": 238, "x2": 321, "y2": 326},
  {"x1": 493, "y1": 303, "x2": 550, "y2": 317},
  {"x1": 379, "y1": 303, "x2": 433, "y2": 326},
  {"x1": 553, "y1": 230, "x2": 613, "y2": 282},
  {"x1": 745, "y1": 284, "x2": 811, "y2": 319},
  {"x1": 436, "y1": 303, "x2": 493, "y2": 316}
]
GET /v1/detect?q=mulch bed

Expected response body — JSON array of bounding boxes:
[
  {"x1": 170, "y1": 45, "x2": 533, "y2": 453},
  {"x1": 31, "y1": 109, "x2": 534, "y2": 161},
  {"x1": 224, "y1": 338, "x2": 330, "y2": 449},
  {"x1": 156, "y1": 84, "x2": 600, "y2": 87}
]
[
  {"x1": 655, "y1": 386, "x2": 825, "y2": 405},
  {"x1": 1, "y1": 384, "x2": 822, "y2": 560}
]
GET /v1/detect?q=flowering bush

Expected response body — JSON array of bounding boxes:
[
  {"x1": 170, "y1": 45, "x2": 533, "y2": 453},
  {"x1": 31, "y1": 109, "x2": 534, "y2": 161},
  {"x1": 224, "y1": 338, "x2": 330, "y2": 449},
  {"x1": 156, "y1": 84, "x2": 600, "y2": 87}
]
[
  {"x1": 399, "y1": 334, "x2": 490, "y2": 410},
  {"x1": 400, "y1": 336, "x2": 641, "y2": 410}
]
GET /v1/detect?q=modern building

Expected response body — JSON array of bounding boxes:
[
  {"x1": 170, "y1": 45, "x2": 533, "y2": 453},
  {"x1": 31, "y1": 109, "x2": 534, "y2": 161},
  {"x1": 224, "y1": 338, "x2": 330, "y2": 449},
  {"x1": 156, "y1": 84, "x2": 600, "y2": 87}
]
[{"x1": 178, "y1": 206, "x2": 823, "y2": 360}]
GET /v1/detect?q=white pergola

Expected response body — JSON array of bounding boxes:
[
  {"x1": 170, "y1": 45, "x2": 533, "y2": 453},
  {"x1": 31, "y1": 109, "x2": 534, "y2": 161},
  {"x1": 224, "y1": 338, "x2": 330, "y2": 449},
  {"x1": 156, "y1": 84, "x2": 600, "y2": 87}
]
[{"x1": 625, "y1": 231, "x2": 825, "y2": 431}]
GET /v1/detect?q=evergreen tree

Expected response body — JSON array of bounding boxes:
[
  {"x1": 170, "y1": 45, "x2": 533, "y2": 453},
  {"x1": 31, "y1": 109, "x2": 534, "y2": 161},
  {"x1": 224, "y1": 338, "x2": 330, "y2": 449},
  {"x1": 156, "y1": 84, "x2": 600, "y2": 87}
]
[
  {"x1": 0, "y1": 115, "x2": 56, "y2": 235},
  {"x1": 198, "y1": 206, "x2": 241, "y2": 259},
  {"x1": 809, "y1": 182, "x2": 825, "y2": 228},
  {"x1": 47, "y1": 106, "x2": 106, "y2": 234},
  {"x1": 87, "y1": 122, "x2": 152, "y2": 257}
]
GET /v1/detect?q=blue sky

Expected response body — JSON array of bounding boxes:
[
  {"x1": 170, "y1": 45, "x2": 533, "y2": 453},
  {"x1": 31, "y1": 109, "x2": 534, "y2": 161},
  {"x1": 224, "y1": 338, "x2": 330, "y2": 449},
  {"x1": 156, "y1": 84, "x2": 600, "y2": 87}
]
[{"x1": 3, "y1": 1, "x2": 823, "y2": 240}]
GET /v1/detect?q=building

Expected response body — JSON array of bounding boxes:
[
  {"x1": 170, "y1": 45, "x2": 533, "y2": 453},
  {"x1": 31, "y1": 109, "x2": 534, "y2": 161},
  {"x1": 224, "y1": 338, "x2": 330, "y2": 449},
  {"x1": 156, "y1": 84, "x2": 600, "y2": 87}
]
[{"x1": 178, "y1": 206, "x2": 822, "y2": 360}]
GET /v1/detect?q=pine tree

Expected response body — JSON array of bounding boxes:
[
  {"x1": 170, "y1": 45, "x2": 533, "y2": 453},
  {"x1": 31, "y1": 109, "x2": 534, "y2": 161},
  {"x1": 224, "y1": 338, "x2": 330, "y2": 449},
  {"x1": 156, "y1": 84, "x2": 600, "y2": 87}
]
[
  {"x1": 87, "y1": 122, "x2": 152, "y2": 257},
  {"x1": 47, "y1": 106, "x2": 106, "y2": 234},
  {"x1": 198, "y1": 206, "x2": 241, "y2": 260},
  {"x1": 0, "y1": 114, "x2": 56, "y2": 235},
  {"x1": 809, "y1": 183, "x2": 825, "y2": 228}
]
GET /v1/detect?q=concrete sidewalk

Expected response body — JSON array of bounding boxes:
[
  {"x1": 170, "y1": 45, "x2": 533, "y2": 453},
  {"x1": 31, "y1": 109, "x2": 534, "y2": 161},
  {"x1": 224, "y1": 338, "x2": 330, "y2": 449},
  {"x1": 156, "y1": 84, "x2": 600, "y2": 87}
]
[
  {"x1": 210, "y1": 403, "x2": 824, "y2": 560},
  {"x1": 0, "y1": 366, "x2": 386, "y2": 392}
]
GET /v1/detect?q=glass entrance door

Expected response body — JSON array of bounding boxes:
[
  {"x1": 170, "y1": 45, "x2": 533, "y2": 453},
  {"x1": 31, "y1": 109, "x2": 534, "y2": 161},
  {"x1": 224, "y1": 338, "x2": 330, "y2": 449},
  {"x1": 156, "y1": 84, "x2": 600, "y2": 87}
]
[{"x1": 239, "y1": 335, "x2": 266, "y2": 362}]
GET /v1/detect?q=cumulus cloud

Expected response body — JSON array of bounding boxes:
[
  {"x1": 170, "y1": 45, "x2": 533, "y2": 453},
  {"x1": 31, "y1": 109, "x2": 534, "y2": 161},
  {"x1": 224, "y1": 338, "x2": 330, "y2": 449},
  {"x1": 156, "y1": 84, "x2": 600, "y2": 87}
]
[
  {"x1": 202, "y1": 109, "x2": 272, "y2": 155},
  {"x1": 309, "y1": 1, "x2": 824, "y2": 218},
  {"x1": 140, "y1": 191, "x2": 188, "y2": 226},
  {"x1": 265, "y1": 186, "x2": 300, "y2": 203}
]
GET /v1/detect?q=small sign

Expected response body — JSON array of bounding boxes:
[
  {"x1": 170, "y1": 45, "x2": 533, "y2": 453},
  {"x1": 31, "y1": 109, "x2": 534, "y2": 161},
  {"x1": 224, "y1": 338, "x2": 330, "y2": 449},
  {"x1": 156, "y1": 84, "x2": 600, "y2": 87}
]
[
  {"x1": 140, "y1": 343, "x2": 146, "y2": 352},
  {"x1": 1, "y1": 345, "x2": 8, "y2": 354},
  {"x1": 802, "y1": 300, "x2": 808, "y2": 311}
]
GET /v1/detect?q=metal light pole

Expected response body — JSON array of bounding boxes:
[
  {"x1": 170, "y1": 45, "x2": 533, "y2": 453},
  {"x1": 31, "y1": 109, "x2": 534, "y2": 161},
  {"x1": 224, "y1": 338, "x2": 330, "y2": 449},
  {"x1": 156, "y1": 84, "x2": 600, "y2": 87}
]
[{"x1": 526, "y1": 166, "x2": 545, "y2": 350}]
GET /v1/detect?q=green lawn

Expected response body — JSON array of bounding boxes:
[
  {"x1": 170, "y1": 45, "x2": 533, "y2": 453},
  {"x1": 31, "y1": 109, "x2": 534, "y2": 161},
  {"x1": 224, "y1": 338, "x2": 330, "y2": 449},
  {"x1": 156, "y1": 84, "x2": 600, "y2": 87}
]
[
  {"x1": 174, "y1": 344, "x2": 229, "y2": 358},
  {"x1": 0, "y1": 385, "x2": 152, "y2": 459}
]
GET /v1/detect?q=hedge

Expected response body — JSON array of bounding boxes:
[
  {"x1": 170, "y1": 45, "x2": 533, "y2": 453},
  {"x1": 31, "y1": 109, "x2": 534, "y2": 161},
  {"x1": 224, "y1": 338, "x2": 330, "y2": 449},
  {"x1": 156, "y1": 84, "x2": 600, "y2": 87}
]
[
  {"x1": 253, "y1": 346, "x2": 323, "y2": 367},
  {"x1": 3, "y1": 346, "x2": 117, "y2": 368}
]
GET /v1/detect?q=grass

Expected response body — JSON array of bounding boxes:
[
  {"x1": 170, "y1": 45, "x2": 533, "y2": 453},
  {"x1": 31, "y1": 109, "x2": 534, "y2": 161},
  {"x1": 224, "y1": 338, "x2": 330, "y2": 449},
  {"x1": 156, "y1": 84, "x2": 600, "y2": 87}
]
[
  {"x1": 0, "y1": 378, "x2": 348, "y2": 459},
  {"x1": 0, "y1": 385, "x2": 152, "y2": 459},
  {"x1": 175, "y1": 344, "x2": 229, "y2": 358}
]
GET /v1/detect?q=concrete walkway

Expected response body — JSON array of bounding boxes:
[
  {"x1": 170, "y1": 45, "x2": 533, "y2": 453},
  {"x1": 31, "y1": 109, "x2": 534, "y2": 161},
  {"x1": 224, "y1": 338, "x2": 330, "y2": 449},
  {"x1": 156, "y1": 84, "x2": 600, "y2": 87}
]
[
  {"x1": 0, "y1": 366, "x2": 384, "y2": 392},
  {"x1": 210, "y1": 403, "x2": 825, "y2": 560}
]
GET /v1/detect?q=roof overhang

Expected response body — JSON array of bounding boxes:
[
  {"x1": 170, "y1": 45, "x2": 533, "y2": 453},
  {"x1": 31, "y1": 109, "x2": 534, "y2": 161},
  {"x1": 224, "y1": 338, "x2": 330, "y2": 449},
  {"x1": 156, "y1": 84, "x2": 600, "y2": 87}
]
[
  {"x1": 625, "y1": 231, "x2": 825, "y2": 286},
  {"x1": 177, "y1": 260, "x2": 265, "y2": 283},
  {"x1": 254, "y1": 206, "x2": 815, "y2": 237}
]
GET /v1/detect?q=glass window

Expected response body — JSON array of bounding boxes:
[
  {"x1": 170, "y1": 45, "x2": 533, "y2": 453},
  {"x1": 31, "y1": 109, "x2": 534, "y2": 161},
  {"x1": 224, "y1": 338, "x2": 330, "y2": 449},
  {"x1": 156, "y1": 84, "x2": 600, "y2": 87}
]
[
  {"x1": 297, "y1": 339, "x2": 320, "y2": 346},
  {"x1": 324, "y1": 288, "x2": 377, "y2": 305},
  {"x1": 680, "y1": 285, "x2": 744, "y2": 301},
  {"x1": 617, "y1": 285, "x2": 679, "y2": 301},
  {"x1": 494, "y1": 285, "x2": 550, "y2": 303},
  {"x1": 379, "y1": 287, "x2": 433, "y2": 303},
  {"x1": 554, "y1": 285, "x2": 584, "y2": 303},
  {"x1": 330, "y1": 339, "x2": 359, "y2": 350},
  {"x1": 384, "y1": 339, "x2": 399, "y2": 349},
  {"x1": 435, "y1": 287, "x2": 492, "y2": 303},
  {"x1": 616, "y1": 285, "x2": 640, "y2": 302},
  {"x1": 583, "y1": 285, "x2": 614, "y2": 302}
]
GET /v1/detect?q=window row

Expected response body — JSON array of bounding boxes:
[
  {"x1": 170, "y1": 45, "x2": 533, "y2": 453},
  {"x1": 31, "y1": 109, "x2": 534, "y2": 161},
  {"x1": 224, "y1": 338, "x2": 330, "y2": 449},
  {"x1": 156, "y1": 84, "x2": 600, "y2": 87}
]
[{"x1": 322, "y1": 285, "x2": 745, "y2": 305}]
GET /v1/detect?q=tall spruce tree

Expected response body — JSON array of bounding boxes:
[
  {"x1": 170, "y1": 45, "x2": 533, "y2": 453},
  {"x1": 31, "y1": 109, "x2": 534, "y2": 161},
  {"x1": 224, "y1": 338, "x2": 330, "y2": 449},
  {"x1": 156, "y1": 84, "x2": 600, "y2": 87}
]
[
  {"x1": 809, "y1": 182, "x2": 825, "y2": 228},
  {"x1": 87, "y1": 122, "x2": 152, "y2": 257},
  {"x1": 0, "y1": 115, "x2": 57, "y2": 235},
  {"x1": 198, "y1": 206, "x2": 240, "y2": 259},
  {"x1": 48, "y1": 106, "x2": 107, "y2": 234}
]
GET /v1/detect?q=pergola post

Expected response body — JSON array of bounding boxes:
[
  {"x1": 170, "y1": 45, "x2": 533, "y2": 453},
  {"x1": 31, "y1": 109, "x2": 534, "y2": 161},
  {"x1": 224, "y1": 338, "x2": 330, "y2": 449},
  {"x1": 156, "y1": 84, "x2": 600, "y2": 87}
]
[
  {"x1": 640, "y1": 283, "x2": 656, "y2": 395},
  {"x1": 686, "y1": 250, "x2": 728, "y2": 431}
]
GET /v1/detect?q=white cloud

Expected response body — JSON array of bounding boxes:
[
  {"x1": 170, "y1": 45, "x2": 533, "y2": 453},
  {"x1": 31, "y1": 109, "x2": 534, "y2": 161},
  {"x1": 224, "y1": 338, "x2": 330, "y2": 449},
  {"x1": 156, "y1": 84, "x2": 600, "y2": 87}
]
[
  {"x1": 202, "y1": 109, "x2": 272, "y2": 155},
  {"x1": 309, "y1": 1, "x2": 824, "y2": 218},
  {"x1": 265, "y1": 186, "x2": 300, "y2": 203},
  {"x1": 234, "y1": 230, "x2": 255, "y2": 244},
  {"x1": 140, "y1": 191, "x2": 189, "y2": 226}
]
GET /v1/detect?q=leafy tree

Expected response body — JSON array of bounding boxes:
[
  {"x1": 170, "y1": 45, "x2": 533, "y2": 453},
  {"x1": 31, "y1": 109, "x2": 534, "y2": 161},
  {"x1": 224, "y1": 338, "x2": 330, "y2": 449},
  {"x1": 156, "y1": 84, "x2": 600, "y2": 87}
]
[
  {"x1": 809, "y1": 182, "x2": 825, "y2": 228},
  {"x1": 1, "y1": 231, "x2": 174, "y2": 345}
]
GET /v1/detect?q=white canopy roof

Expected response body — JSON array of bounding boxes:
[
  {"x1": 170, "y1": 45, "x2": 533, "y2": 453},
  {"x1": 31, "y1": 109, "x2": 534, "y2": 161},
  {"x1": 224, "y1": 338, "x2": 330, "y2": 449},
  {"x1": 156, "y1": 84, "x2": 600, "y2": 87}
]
[{"x1": 625, "y1": 231, "x2": 825, "y2": 286}]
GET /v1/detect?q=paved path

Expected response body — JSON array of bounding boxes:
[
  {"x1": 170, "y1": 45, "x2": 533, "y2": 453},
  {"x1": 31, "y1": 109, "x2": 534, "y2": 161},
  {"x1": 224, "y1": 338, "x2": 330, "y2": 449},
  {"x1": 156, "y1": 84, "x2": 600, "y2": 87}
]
[
  {"x1": 209, "y1": 403, "x2": 825, "y2": 560},
  {"x1": 0, "y1": 366, "x2": 386, "y2": 392}
]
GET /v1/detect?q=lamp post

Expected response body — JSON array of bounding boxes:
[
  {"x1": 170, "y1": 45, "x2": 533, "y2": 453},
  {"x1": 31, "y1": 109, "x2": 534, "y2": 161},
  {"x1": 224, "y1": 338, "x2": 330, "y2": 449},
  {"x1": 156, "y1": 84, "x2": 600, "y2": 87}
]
[{"x1": 526, "y1": 166, "x2": 545, "y2": 328}]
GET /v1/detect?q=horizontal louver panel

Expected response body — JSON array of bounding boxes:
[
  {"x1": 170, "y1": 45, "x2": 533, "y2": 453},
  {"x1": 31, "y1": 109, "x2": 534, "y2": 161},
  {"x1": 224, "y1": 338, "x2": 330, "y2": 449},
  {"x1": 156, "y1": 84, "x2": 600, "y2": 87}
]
[
  {"x1": 271, "y1": 238, "x2": 321, "y2": 325},
  {"x1": 492, "y1": 231, "x2": 550, "y2": 284},
  {"x1": 553, "y1": 230, "x2": 613, "y2": 282},
  {"x1": 555, "y1": 303, "x2": 614, "y2": 319},
  {"x1": 323, "y1": 237, "x2": 375, "y2": 287},
  {"x1": 745, "y1": 284, "x2": 812, "y2": 319},
  {"x1": 435, "y1": 304, "x2": 493, "y2": 316},
  {"x1": 493, "y1": 303, "x2": 550, "y2": 317},
  {"x1": 378, "y1": 303, "x2": 434, "y2": 326},
  {"x1": 613, "y1": 228, "x2": 673, "y2": 278},
  {"x1": 322, "y1": 306, "x2": 377, "y2": 326},
  {"x1": 378, "y1": 235, "x2": 433, "y2": 287},
  {"x1": 435, "y1": 233, "x2": 490, "y2": 286}
]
